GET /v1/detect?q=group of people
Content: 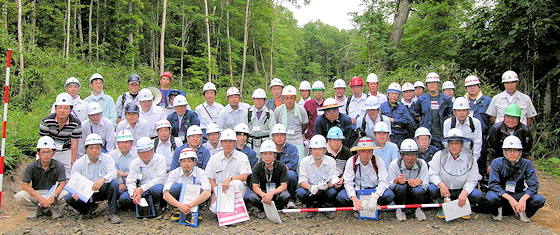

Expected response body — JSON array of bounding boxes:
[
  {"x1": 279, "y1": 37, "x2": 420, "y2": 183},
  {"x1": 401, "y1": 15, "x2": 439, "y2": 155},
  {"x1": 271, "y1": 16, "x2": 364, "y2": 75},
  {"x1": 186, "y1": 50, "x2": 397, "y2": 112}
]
[{"x1": 15, "y1": 70, "x2": 545, "y2": 225}]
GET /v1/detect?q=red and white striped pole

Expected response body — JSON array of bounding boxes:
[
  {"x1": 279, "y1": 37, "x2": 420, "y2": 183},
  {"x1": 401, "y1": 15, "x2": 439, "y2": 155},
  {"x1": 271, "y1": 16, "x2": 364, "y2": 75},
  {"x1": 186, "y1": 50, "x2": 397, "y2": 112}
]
[
  {"x1": 281, "y1": 203, "x2": 443, "y2": 213},
  {"x1": 0, "y1": 49, "x2": 12, "y2": 208}
]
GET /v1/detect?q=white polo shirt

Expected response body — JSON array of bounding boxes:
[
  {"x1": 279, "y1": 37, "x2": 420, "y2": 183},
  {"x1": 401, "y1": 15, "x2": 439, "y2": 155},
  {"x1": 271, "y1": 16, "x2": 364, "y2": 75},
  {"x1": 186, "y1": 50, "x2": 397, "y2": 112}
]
[
  {"x1": 486, "y1": 90, "x2": 537, "y2": 125},
  {"x1": 216, "y1": 102, "x2": 251, "y2": 130}
]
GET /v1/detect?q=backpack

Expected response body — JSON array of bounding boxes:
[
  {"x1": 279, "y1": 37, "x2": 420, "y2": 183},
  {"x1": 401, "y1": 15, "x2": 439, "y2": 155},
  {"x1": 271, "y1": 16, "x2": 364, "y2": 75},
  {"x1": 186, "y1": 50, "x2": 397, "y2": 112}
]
[
  {"x1": 346, "y1": 93, "x2": 370, "y2": 114},
  {"x1": 451, "y1": 116, "x2": 475, "y2": 133},
  {"x1": 247, "y1": 109, "x2": 271, "y2": 126},
  {"x1": 397, "y1": 158, "x2": 422, "y2": 178},
  {"x1": 352, "y1": 154, "x2": 378, "y2": 174},
  {"x1": 153, "y1": 137, "x2": 177, "y2": 153},
  {"x1": 361, "y1": 114, "x2": 384, "y2": 131}
]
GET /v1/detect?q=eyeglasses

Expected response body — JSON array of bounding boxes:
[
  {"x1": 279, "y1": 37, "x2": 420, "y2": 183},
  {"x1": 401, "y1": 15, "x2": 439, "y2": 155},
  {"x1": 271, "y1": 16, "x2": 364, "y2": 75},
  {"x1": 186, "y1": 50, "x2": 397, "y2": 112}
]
[
  {"x1": 39, "y1": 151, "x2": 54, "y2": 155},
  {"x1": 505, "y1": 148, "x2": 522, "y2": 153}
]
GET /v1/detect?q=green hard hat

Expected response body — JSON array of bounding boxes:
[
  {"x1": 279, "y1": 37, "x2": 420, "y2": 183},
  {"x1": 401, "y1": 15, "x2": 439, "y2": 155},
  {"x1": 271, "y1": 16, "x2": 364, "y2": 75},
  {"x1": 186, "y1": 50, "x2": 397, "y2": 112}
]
[{"x1": 504, "y1": 103, "x2": 521, "y2": 117}]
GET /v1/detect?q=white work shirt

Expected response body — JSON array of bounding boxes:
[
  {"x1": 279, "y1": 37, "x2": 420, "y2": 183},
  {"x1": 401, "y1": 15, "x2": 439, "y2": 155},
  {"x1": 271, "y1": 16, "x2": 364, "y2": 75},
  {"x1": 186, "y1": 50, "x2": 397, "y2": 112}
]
[
  {"x1": 72, "y1": 153, "x2": 117, "y2": 183},
  {"x1": 369, "y1": 92, "x2": 388, "y2": 103},
  {"x1": 164, "y1": 167, "x2": 211, "y2": 192},
  {"x1": 387, "y1": 158, "x2": 429, "y2": 190},
  {"x1": 400, "y1": 97, "x2": 417, "y2": 109},
  {"x1": 85, "y1": 91, "x2": 117, "y2": 124},
  {"x1": 153, "y1": 137, "x2": 183, "y2": 171},
  {"x1": 298, "y1": 97, "x2": 311, "y2": 106},
  {"x1": 139, "y1": 105, "x2": 167, "y2": 137},
  {"x1": 443, "y1": 116, "x2": 483, "y2": 160},
  {"x1": 108, "y1": 148, "x2": 138, "y2": 184},
  {"x1": 51, "y1": 95, "x2": 89, "y2": 122},
  {"x1": 334, "y1": 96, "x2": 347, "y2": 114},
  {"x1": 203, "y1": 141, "x2": 222, "y2": 157},
  {"x1": 126, "y1": 153, "x2": 167, "y2": 196},
  {"x1": 78, "y1": 117, "x2": 116, "y2": 157},
  {"x1": 486, "y1": 90, "x2": 537, "y2": 125},
  {"x1": 428, "y1": 150, "x2": 481, "y2": 194},
  {"x1": 195, "y1": 101, "x2": 224, "y2": 130},
  {"x1": 205, "y1": 150, "x2": 252, "y2": 184},
  {"x1": 116, "y1": 119, "x2": 154, "y2": 145},
  {"x1": 298, "y1": 155, "x2": 339, "y2": 186},
  {"x1": 347, "y1": 93, "x2": 367, "y2": 120},
  {"x1": 356, "y1": 114, "x2": 392, "y2": 137},
  {"x1": 343, "y1": 155, "x2": 388, "y2": 198},
  {"x1": 216, "y1": 102, "x2": 251, "y2": 130}
]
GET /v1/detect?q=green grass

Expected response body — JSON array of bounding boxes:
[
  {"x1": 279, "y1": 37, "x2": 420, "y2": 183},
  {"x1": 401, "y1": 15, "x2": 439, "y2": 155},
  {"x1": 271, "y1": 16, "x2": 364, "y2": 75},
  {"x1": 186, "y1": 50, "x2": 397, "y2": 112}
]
[{"x1": 535, "y1": 158, "x2": 560, "y2": 178}]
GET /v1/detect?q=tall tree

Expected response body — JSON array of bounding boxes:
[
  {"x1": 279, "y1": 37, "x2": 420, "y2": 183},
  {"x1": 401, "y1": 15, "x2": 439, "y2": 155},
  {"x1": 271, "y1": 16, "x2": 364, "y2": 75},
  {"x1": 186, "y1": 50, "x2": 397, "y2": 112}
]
[{"x1": 159, "y1": 0, "x2": 167, "y2": 73}]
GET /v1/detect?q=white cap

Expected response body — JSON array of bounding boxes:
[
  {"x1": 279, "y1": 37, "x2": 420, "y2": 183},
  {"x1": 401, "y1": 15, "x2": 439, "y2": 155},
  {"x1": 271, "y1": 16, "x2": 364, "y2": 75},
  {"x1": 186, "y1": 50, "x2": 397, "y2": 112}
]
[
  {"x1": 234, "y1": 123, "x2": 250, "y2": 134},
  {"x1": 309, "y1": 135, "x2": 327, "y2": 148},
  {"x1": 173, "y1": 95, "x2": 188, "y2": 107},
  {"x1": 89, "y1": 73, "x2": 104, "y2": 83},
  {"x1": 366, "y1": 73, "x2": 379, "y2": 83},
  {"x1": 138, "y1": 88, "x2": 154, "y2": 101},
  {"x1": 442, "y1": 81, "x2": 455, "y2": 90},
  {"x1": 85, "y1": 133, "x2": 104, "y2": 146},
  {"x1": 136, "y1": 137, "x2": 155, "y2": 152},
  {"x1": 226, "y1": 87, "x2": 241, "y2": 97},
  {"x1": 179, "y1": 148, "x2": 198, "y2": 161},
  {"x1": 116, "y1": 129, "x2": 134, "y2": 142},
  {"x1": 334, "y1": 79, "x2": 346, "y2": 88},
  {"x1": 187, "y1": 125, "x2": 203, "y2": 136},
  {"x1": 425, "y1": 72, "x2": 440, "y2": 83},
  {"x1": 203, "y1": 82, "x2": 217, "y2": 92},
  {"x1": 270, "y1": 78, "x2": 284, "y2": 88},
  {"x1": 260, "y1": 140, "x2": 276, "y2": 153},
  {"x1": 86, "y1": 102, "x2": 102, "y2": 115},
  {"x1": 206, "y1": 123, "x2": 221, "y2": 134},
  {"x1": 271, "y1": 123, "x2": 287, "y2": 134},
  {"x1": 414, "y1": 81, "x2": 425, "y2": 88},
  {"x1": 453, "y1": 97, "x2": 470, "y2": 110},
  {"x1": 299, "y1": 81, "x2": 311, "y2": 90},
  {"x1": 65, "y1": 77, "x2": 80, "y2": 88},
  {"x1": 311, "y1": 81, "x2": 325, "y2": 90},
  {"x1": 502, "y1": 135, "x2": 523, "y2": 149},
  {"x1": 155, "y1": 119, "x2": 172, "y2": 130},
  {"x1": 502, "y1": 70, "x2": 519, "y2": 83},
  {"x1": 401, "y1": 82, "x2": 415, "y2": 92},
  {"x1": 220, "y1": 129, "x2": 237, "y2": 141},
  {"x1": 464, "y1": 75, "x2": 481, "y2": 86},
  {"x1": 282, "y1": 85, "x2": 297, "y2": 96},
  {"x1": 363, "y1": 96, "x2": 381, "y2": 110},
  {"x1": 37, "y1": 136, "x2": 57, "y2": 149},
  {"x1": 54, "y1": 93, "x2": 74, "y2": 106},
  {"x1": 373, "y1": 122, "x2": 390, "y2": 133},
  {"x1": 252, "y1": 88, "x2": 267, "y2": 99}
]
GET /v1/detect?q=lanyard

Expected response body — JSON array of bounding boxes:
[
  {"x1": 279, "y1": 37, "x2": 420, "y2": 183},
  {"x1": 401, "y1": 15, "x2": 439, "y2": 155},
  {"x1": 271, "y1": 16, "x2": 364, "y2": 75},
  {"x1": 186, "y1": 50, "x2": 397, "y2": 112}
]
[
  {"x1": 202, "y1": 103, "x2": 214, "y2": 120},
  {"x1": 264, "y1": 164, "x2": 273, "y2": 183}
]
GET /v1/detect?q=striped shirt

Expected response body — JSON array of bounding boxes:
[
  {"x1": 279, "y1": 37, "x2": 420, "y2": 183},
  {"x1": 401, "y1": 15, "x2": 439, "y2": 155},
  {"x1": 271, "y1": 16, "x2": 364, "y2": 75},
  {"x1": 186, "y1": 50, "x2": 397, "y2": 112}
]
[{"x1": 38, "y1": 113, "x2": 82, "y2": 151}]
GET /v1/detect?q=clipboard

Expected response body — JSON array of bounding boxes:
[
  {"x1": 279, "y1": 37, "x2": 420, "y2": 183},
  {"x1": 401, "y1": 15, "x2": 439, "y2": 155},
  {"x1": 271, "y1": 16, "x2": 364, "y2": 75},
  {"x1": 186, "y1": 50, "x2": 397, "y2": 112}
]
[
  {"x1": 357, "y1": 189, "x2": 379, "y2": 220},
  {"x1": 64, "y1": 172, "x2": 95, "y2": 203},
  {"x1": 179, "y1": 184, "x2": 201, "y2": 227}
]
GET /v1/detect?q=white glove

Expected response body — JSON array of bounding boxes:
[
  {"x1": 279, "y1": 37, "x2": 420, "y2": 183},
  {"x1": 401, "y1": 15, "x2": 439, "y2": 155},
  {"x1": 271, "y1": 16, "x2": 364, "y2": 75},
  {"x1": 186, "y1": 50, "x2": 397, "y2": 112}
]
[
  {"x1": 364, "y1": 193, "x2": 380, "y2": 212},
  {"x1": 317, "y1": 181, "x2": 328, "y2": 190},
  {"x1": 309, "y1": 185, "x2": 319, "y2": 195}
]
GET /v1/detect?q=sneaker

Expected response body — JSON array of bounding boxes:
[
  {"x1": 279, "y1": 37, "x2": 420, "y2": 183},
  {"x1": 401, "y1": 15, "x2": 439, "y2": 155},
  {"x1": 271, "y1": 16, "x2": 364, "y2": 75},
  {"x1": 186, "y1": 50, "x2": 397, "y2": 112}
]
[
  {"x1": 395, "y1": 208, "x2": 407, "y2": 222},
  {"x1": 492, "y1": 207, "x2": 503, "y2": 221},
  {"x1": 51, "y1": 207, "x2": 63, "y2": 219},
  {"x1": 26, "y1": 208, "x2": 39, "y2": 220},
  {"x1": 257, "y1": 211, "x2": 266, "y2": 219},
  {"x1": 109, "y1": 214, "x2": 122, "y2": 224},
  {"x1": 325, "y1": 211, "x2": 335, "y2": 219},
  {"x1": 519, "y1": 212, "x2": 530, "y2": 223},
  {"x1": 170, "y1": 209, "x2": 181, "y2": 222},
  {"x1": 287, "y1": 201, "x2": 297, "y2": 209},
  {"x1": 304, "y1": 212, "x2": 315, "y2": 218},
  {"x1": 162, "y1": 208, "x2": 172, "y2": 220},
  {"x1": 353, "y1": 212, "x2": 359, "y2": 219},
  {"x1": 415, "y1": 208, "x2": 426, "y2": 221},
  {"x1": 437, "y1": 208, "x2": 445, "y2": 219},
  {"x1": 461, "y1": 214, "x2": 471, "y2": 220}
]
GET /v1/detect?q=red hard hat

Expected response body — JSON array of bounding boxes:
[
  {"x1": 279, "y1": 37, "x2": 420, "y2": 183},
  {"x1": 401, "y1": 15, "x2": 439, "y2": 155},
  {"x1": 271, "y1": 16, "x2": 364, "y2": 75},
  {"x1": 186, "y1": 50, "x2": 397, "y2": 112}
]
[
  {"x1": 160, "y1": 71, "x2": 173, "y2": 79},
  {"x1": 349, "y1": 76, "x2": 364, "y2": 86}
]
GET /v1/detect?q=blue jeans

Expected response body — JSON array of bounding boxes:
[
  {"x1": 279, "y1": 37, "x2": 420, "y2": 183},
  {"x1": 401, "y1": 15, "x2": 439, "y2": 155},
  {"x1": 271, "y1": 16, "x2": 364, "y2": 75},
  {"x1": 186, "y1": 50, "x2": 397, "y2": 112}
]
[
  {"x1": 296, "y1": 187, "x2": 338, "y2": 207},
  {"x1": 427, "y1": 183, "x2": 482, "y2": 204},
  {"x1": 287, "y1": 170, "x2": 298, "y2": 200},
  {"x1": 336, "y1": 188, "x2": 395, "y2": 206},
  {"x1": 485, "y1": 191, "x2": 545, "y2": 217},
  {"x1": 247, "y1": 190, "x2": 290, "y2": 211},
  {"x1": 392, "y1": 184, "x2": 425, "y2": 205},
  {"x1": 119, "y1": 184, "x2": 165, "y2": 209},
  {"x1": 65, "y1": 180, "x2": 119, "y2": 214}
]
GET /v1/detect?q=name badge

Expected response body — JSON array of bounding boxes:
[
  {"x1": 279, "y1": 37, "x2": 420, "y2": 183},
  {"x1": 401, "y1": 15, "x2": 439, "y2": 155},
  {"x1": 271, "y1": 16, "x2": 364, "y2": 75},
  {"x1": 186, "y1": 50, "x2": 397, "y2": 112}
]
[
  {"x1": 129, "y1": 170, "x2": 144, "y2": 180},
  {"x1": 430, "y1": 101, "x2": 439, "y2": 110},
  {"x1": 54, "y1": 140, "x2": 64, "y2": 151},
  {"x1": 253, "y1": 126, "x2": 261, "y2": 132},
  {"x1": 287, "y1": 129, "x2": 295, "y2": 135},
  {"x1": 266, "y1": 183, "x2": 276, "y2": 193},
  {"x1": 178, "y1": 131, "x2": 186, "y2": 140},
  {"x1": 317, "y1": 108, "x2": 324, "y2": 116},
  {"x1": 505, "y1": 181, "x2": 516, "y2": 193}
]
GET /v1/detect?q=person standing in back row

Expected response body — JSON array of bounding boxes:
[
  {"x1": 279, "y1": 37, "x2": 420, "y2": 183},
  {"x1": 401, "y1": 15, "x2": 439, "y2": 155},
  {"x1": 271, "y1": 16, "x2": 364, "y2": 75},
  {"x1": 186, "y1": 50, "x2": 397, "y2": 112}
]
[
  {"x1": 265, "y1": 78, "x2": 284, "y2": 111},
  {"x1": 85, "y1": 73, "x2": 117, "y2": 124},
  {"x1": 195, "y1": 82, "x2": 224, "y2": 140},
  {"x1": 486, "y1": 71, "x2": 537, "y2": 127}
]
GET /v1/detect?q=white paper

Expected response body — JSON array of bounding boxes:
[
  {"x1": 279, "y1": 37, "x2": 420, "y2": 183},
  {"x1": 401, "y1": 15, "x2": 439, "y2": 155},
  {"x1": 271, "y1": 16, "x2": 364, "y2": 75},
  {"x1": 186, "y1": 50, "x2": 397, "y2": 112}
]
[
  {"x1": 358, "y1": 194, "x2": 378, "y2": 219},
  {"x1": 442, "y1": 198, "x2": 471, "y2": 221},
  {"x1": 215, "y1": 185, "x2": 235, "y2": 213},
  {"x1": 139, "y1": 198, "x2": 149, "y2": 207},
  {"x1": 65, "y1": 172, "x2": 95, "y2": 202},
  {"x1": 181, "y1": 185, "x2": 201, "y2": 213},
  {"x1": 263, "y1": 201, "x2": 282, "y2": 224}
]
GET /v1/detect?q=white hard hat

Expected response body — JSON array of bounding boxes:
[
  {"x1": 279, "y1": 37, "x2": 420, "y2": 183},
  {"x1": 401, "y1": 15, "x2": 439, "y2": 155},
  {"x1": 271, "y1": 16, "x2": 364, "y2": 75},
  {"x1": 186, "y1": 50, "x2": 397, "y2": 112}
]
[
  {"x1": 414, "y1": 81, "x2": 425, "y2": 88},
  {"x1": 155, "y1": 119, "x2": 172, "y2": 130},
  {"x1": 334, "y1": 79, "x2": 346, "y2": 88},
  {"x1": 453, "y1": 97, "x2": 470, "y2": 110},
  {"x1": 311, "y1": 81, "x2": 325, "y2": 90},
  {"x1": 464, "y1": 75, "x2": 481, "y2": 86},
  {"x1": 136, "y1": 137, "x2": 155, "y2": 152},
  {"x1": 442, "y1": 128, "x2": 471, "y2": 143},
  {"x1": 260, "y1": 140, "x2": 277, "y2": 153},
  {"x1": 366, "y1": 73, "x2": 379, "y2": 83},
  {"x1": 252, "y1": 88, "x2": 267, "y2": 99},
  {"x1": 400, "y1": 139, "x2": 419, "y2": 154},
  {"x1": 234, "y1": 123, "x2": 250, "y2": 134},
  {"x1": 442, "y1": 81, "x2": 455, "y2": 90},
  {"x1": 54, "y1": 92, "x2": 74, "y2": 106},
  {"x1": 226, "y1": 87, "x2": 241, "y2": 97},
  {"x1": 502, "y1": 135, "x2": 523, "y2": 149},
  {"x1": 414, "y1": 127, "x2": 431, "y2": 139},
  {"x1": 89, "y1": 73, "x2": 104, "y2": 83},
  {"x1": 179, "y1": 148, "x2": 198, "y2": 161},
  {"x1": 373, "y1": 122, "x2": 390, "y2": 133},
  {"x1": 309, "y1": 135, "x2": 327, "y2": 148},
  {"x1": 282, "y1": 85, "x2": 297, "y2": 96},
  {"x1": 351, "y1": 136, "x2": 375, "y2": 151},
  {"x1": 270, "y1": 78, "x2": 284, "y2": 88},
  {"x1": 299, "y1": 81, "x2": 311, "y2": 90},
  {"x1": 187, "y1": 125, "x2": 203, "y2": 136},
  {"x1": 401, "y1": 82, "x2": 415, "y2": 92},
  {"x1": 206, "y1": 123, "x2": 222, "y2": 134},
  {"x1": 65, "y1": 77, "x2": 80, "y2": 88},
  {"x1": 116, "y1": 129, "x2": 134, "y2": 142},
  {"x1": 502, "y1": 70, "x2": 519, "y2": 83},
  {"x1": 138, "y1": 88, "x2": 154, "y2": 101},
  {"x1": 37, "y1": 136, "x2": 57, "y2": 149},
  {"x1": 363, "y1": 96, "x2": 381, "y2": 110},
  {"x1": 85, "y1": 133, "x2": 104, "y2": 146},
  {"x1": 173, "y1": 95, "x2": 188, "y2": 107},
  {"x1": 271, "y1": 123, "x2": 287, "y2": 135},
  {"x1": 87, "y1": 102, "x2": 102, "y2": 115},
  {"x1": 220, "y1": 129, "x2": 237, "y2": 141},
  {"x1": 387, "y1": 82, "x2": 402, "y2": 94},
  {"x1": 425, "y1": 72, "x2": 440, "y2": 83},
  {"x1": 203, "y1": 82, "x2": 217, "y2": 92},
  {"x1": 318, "y1": 98, "x2": 342, "y2": 111}
]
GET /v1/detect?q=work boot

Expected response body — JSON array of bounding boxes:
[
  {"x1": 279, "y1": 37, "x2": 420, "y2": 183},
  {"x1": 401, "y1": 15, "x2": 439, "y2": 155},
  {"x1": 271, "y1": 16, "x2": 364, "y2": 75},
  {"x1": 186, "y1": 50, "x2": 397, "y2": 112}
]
[
  {"x1": 51, "y1": 206, "x2": 63, "y2": 219},
  {"x1": 26, "y1": 207, "x2": 41, "y2": 220},
  {"x1": 437, "y1": 208, "x2": 445, "y2": 219},
  {"x1": 415, "y1": 208, "x2": 426, "y2": 221},
  {"x1": 395, "y1": 208, "x2": 407, "y2": 221},
  {"x1": 492, "y1": 207, "x2": 503, "y2": 221},
  {"x1": 287, "y1": 201, "x2": 296, "y2": 209},
  {"x1": 162, "y1": 207, "x2": 172, "y2": 220},
  {"x1": 519, "y1": 212, "x2": 530, "y2": 223},
  {"x1": 304, "y1": 204, "x2": 315, "y2": 218},
  {"x1": 257, "y1": 211, "x2": 266, "y2": 219},
  {"x1": 170, "y1": 208, "x2": 181, "y2": 222},
  {"x1": 325, "y1": 211, "x2": 335, "y2": 219},
  {"x1": 109, "y1": 214, "x2": 122, "y2": 224}
]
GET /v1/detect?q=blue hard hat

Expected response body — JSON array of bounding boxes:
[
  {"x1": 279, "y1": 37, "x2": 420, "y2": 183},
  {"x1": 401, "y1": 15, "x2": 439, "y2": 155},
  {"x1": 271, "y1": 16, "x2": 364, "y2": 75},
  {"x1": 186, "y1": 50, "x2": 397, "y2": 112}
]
[{"x1": 327, "y1": 126, "x2": 345, "y2": 139}]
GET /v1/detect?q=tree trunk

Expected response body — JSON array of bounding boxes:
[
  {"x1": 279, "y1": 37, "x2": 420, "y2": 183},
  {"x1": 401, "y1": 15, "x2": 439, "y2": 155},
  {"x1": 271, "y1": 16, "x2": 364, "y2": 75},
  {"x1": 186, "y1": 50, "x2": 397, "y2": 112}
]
[
  {"x1": 225, "y1": 0, "x2": 233, "y2": 81},
  {"x1": 252, "y1": 38, "x2": 258, "y2": 74},
  {"x1": 381, "y1": 0, "x2": 411, "y2": 72},
  {"x1": 203, "y1": 0, "x2": 212, "y2": 82},
  {"x1": 17, "y1": 0, "x2": 23, "y2": 95},
  {"x1": 65, "y1": 0, "x2": 71, "y2": 58},
  {"x1": 240, "y1": 0, "x2": 250, "y2": 93},
  {"x1": 159, "y1": 0, "x2": 167, "y2": 74},
  {"x1": 128, "y1": 0, "x2": 135, "y2": 69},
  {"x1": 30, "y1": 0, "x2": 36, "y2": 45},
  {"x1": 95, "y1": 0, "x2": 99, "y2": 61},
  {"x1": 88, "y1": 0, "x2": 93, "y2": 61}
]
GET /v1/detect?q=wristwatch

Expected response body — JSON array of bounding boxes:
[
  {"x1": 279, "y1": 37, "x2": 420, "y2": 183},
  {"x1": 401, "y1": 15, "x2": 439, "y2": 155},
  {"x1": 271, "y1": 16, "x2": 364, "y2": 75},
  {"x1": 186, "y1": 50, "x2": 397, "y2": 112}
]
[{"x1": 52, "y1": 193, "x2": 58, "y2": 198}]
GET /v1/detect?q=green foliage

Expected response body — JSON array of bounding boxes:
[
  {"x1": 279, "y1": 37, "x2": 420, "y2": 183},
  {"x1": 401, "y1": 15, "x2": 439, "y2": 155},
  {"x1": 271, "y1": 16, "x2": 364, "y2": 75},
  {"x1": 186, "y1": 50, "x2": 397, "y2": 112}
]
[{"x1": 535, "y1": 159, "x2": 560, "y2": 178}]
